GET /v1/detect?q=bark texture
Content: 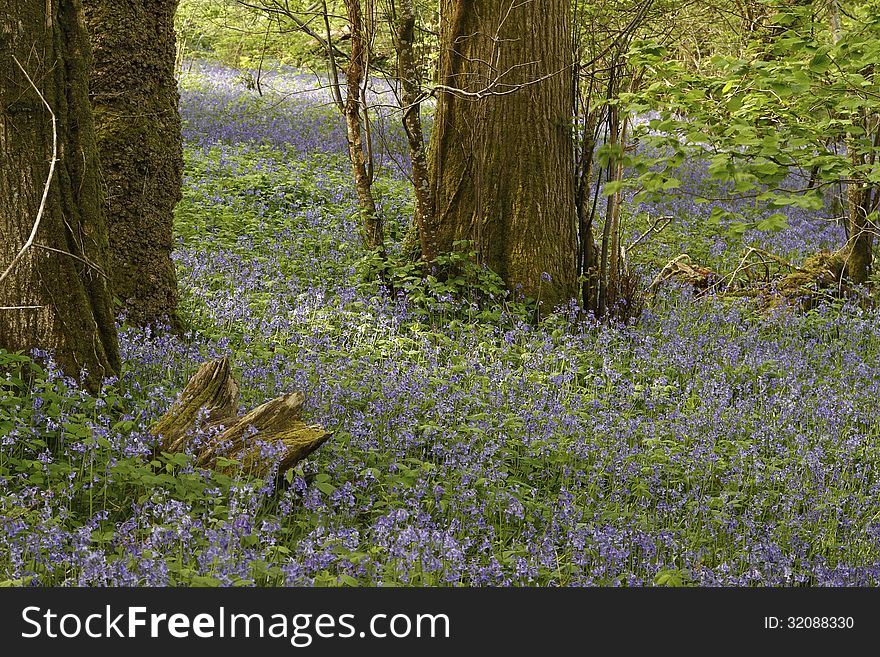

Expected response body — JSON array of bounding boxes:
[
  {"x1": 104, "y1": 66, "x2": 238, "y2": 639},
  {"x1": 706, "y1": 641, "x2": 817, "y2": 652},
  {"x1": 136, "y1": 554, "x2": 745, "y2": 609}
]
[
  {"x1": 344, "y1": 0, "x2": 384, "y2": 255},
  {"x1": 0, "y1": 0, "x2": 120, "y2": 390},
  {"x1": 396, "y1": 0, "x2": 437, "y2": 263},
  {"x1": 429, "y1": 0, "x2": 578, "y2": 308},
  {"x1": 82, "y1": 0, "x2": 183, "y2": 328},
  {"x1": 846, "y1": 180, "x2": 874, "y2": 284}
]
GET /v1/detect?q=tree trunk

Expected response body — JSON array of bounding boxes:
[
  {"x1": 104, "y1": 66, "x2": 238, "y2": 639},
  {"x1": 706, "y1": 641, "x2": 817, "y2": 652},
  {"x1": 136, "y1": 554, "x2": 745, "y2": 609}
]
[
  {"x1": 575, "y1": 103, "x2": 601, "y2": 314},
  {"x1": 0, "y1": 0, "x2": 120, "y2": 391},
  {"x1": 82, "y1": 0, "x2": 183, "y2": 329},
  {"x1": 598, "y1": 101, "x2": 619, "y2": 317},
  {"x1": 846, "y1": 182, "x2": 873, "y2": 284},
  {"x1": 429, "y1": 0, "x2": 577, "y2": 309},
  {"x1": 396, "y1": 0, "x2": 438, "y2": 264},
  {"x1": 608, "y1": 116, "x2": 628, "y2": 287},
  {"x1": 344, "y1": 0, "x2": 384, "y2": 255}
]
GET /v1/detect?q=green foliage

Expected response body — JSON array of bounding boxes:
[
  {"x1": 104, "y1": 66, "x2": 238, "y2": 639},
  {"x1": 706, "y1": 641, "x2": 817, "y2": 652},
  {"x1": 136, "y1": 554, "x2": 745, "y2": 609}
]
[
  {"x1": 0, "y1": 349, "x2": 283, "y2": 585},
  {"x1": 175, "y1": 0, "x2": 437, "y2": 73},
  {"x1": 176, "y1": 0, "x2": 341, "y2": 69},
  {"x1": 358, "y1": 241, "x2": 536, "y2": 325},
  {"x1": 6, "y1": 1, "x2": 880, "y2": 588},
  {"x1": 625, "y1": 3, "x2": 880, "y2": 227}
]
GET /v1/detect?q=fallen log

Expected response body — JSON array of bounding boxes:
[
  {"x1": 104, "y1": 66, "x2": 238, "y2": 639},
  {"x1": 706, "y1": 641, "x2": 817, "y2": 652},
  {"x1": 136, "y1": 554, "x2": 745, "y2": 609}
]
[
  {"x1": 649, "y1": 249, "x2": 870, "y2": 311},
  {"x1": 150, "y1": 356, "x2": 330, "y2": 478},
  {"x1": 649, "y1": 254, "x2": 718, "y2": 295}
]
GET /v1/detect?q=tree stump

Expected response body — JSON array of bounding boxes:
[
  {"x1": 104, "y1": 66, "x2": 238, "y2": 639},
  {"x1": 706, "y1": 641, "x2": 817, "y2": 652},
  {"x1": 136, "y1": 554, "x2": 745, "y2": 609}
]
[{"x1": 150, "y1": 356, "x2": 330, "y2": 478}]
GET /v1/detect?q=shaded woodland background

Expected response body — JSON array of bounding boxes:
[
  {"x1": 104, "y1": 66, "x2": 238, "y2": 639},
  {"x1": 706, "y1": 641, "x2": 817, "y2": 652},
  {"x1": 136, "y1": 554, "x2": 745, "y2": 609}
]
[{"x1": 1, "y1": 0, "x2": 880, "y2": 586}]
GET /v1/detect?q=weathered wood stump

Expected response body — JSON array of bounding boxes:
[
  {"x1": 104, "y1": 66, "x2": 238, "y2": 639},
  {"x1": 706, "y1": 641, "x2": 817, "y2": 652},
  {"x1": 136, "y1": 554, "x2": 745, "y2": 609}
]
[{"x1": 150, "y1": 356, "x2": 330, "y2": 478}]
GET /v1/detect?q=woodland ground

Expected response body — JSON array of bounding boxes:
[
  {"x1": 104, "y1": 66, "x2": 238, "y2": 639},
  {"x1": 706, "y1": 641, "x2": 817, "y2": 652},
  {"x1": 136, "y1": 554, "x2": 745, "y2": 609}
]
[{"x1": 1, "y1": 62, "x2": 879, "y2": 586}]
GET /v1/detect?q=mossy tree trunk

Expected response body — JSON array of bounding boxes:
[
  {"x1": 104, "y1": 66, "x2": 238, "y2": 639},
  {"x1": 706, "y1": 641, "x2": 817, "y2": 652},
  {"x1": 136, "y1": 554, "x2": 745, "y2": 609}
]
[
  {"x1": 846, "y1": 178, "x2": 874, "y2": 285},
  {"x1": 0, "y1": 0, "x2": 120, "y2": 391},
  {"x1": 343, "y1": 0, "x2": 385, "y2": 256},
  {"x1": 428, "y1": 0, "x2": 578, "y2": 309},
  {"x1": 395, "y1": 0, "x2": 437, "y2": 264},
  {"x1": 82, "y1": 0, "x2": 183, "y2": 329}
]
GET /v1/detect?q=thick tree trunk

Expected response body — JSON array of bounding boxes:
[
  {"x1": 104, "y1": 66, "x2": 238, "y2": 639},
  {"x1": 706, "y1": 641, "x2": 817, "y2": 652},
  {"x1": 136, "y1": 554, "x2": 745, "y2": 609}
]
[
  {"x1": 429, "y1": 0, "x2": 578, "y2": 309},
  {"x1": 0, "y1": 0, "x2": 120, "y2": 391},
  {"x1": 82, "y1": 0, "x2": 183, "y2": 329}
]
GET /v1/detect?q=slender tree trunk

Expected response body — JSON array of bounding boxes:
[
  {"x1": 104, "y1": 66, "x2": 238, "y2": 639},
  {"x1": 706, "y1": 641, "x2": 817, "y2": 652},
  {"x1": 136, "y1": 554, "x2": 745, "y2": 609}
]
[
  {"x1": 344, "y1": 0, "x2": 384, "y2": 255},
  {"x1": 608, "y1": 115, "x2": 628, "y2": 289},
  {"x1": 847, "y1": 175, "x2": 873, "y2": 284},
  {"x1": 575, "y1": 92, "x2": 601, "y2": 314},
  {"x1": 82, "y1": 0, "x2": 183, "y2": 329},
  {"x1": 834, "y1": 5, "x2": 875, "y2": 285},
  {"x1": 598, "y1": 101, "x2": 619, "y2": 316},
  {"x1": 429, "y1": 0, "x2": 578, "y2": 309},
  {"x1": 396, "y1": 0, "x2": 437, "y2": 264},
  {"x1": 0, "y1": 0, "x2": 120, "y2": 391}
]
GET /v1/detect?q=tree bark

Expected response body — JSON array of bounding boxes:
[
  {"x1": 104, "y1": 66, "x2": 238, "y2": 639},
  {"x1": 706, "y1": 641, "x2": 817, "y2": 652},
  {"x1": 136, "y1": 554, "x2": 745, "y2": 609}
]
[
  {"x1": 344, "y1": 0, "x2": 384, "y2": 255},
  {"x1": 82, "y1": 0, "x2": 183, "y2": 329},
  {"x1": 0, "y1": 0, "x2": 120, "y2": 391},
  {"x1": 575, "y1": 104, "x2": 601, "y2": 313},
  {"x1": 396, "y1": 0, "x2": 437, "y2": 264},
  {"x1": 846, "y1": 180, "x2": 873, "y2": 284},
  {"x1": 429, "y1": 0, "x2": 578, "y2": 309}
]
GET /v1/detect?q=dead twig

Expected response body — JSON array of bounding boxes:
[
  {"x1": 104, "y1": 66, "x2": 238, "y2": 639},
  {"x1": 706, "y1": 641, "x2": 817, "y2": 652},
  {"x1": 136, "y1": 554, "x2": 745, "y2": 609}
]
[
  {"x1": 626, "y1": 214, "x2": 673, "y2": 253},
  {"x1": 721, "y1": 247, "x2": 804, "y2": 293}
]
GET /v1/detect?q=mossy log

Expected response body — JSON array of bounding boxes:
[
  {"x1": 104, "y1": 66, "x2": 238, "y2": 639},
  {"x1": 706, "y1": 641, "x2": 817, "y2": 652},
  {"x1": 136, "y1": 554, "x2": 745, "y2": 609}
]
[
  {"x1": 150, "y1": 356, "x2": 330, "y2": 477},
  {"x1": 650, "y1": 249, "x2": 870, "y2": 311},
  {"x1": 776, "y1": 251, "x2": 846, "y2": 294}
]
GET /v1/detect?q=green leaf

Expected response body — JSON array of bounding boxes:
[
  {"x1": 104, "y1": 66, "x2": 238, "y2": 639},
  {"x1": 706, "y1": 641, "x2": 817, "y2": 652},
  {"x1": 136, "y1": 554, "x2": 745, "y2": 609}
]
[
  {"x1": 190, "y1": 575, "x2": 222, "y2": 587},
  {"x1": 726, "y1": 222, "x2": 749, "y2": 238},
  {"x1": 654, "y1": 569, "x2": 685, "y2": 587},
  {"x1": 316, "y1": 481, "x2": 336, "y2": 495},
  {"x1": 684, "y1": 131, "x2": 711, "y2": 144},
  {"x1": 808, "y1": 52, "x2": 833, "y2": 74},
  {"x1": 0, "y1": 577, "x2": 35, "y2": 587},
  {"x1": 756, "y1": 213, "x2": 789, "y2": 232},
  {"x1": 708, "y1": 207, "x2": 734, "y2": 226},
  {"x1": 602, "y1": 180, "x2": 624, "y2": 196},
  {"x1": 339, "y1": 574, "x2": 360, "y2": 587}
]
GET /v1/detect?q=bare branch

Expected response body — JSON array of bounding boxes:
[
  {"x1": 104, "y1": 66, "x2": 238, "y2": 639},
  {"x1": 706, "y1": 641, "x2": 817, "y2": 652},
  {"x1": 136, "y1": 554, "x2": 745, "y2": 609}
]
[
  {"x1": 32, "y1": 244, "x2": 110, "y2": 280},
  {"x1": 626, "y1": 214, "x2": 673, "y2": 252},
  {"x1": 0, "y1": 57, "x2": 58, "y2": 288},
  {"x1": 431, "y1": 66, "x2": 567, "y2": 101}
]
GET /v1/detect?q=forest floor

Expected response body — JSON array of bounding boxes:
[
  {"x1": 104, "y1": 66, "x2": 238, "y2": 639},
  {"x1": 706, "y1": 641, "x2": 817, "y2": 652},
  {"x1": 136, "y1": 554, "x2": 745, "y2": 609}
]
[{"x1": 2, "y1": 62, "x2": 880, "y2": 586}]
